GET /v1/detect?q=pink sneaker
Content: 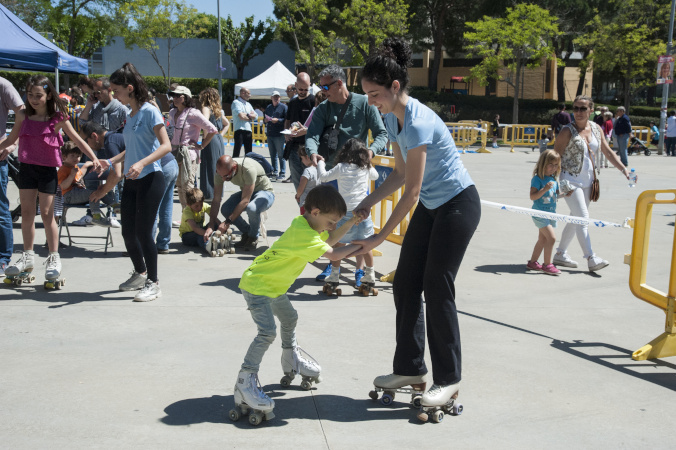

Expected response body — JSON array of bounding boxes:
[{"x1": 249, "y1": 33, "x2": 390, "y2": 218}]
[
  {"x1": 542, "y1": 263, "x2": 561, "y2": 275},
  {"x1": 526, "y1": 260, "x2": 542, "y2": 271}
]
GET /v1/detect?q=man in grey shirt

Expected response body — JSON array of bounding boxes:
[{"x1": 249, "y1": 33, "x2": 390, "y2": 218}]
[
  {"x1": 0, "y1": 77, "x2": 24, "y2": 275},
  {"x1": 79, "y1": 77, "x2": 129, "y2": 132}
]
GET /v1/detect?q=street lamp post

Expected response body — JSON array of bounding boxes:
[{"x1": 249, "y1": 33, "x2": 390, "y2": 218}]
[{"x1": 217, "y1": 0, "x2": 222, "y2": 97}]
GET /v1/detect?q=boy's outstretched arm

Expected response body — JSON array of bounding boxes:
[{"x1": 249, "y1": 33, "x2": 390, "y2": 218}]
[
  {"x1": 325, "y1": 215, "x2": 360, "y2": 247},
  {"x1": 323, "y1": 243, "x2": 362, "y2": 261}
]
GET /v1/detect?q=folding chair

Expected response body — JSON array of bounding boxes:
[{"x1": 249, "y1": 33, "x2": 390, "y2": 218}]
[{"x1": 58, "y1": 203, "x2": 114, "y2": 254}]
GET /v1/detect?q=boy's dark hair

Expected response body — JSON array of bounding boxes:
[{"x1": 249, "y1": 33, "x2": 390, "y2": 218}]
[
  {"x1": 335, "y1": 138, "x2": 370, "y2": 169},
  {"x1": 81, "y1": 120, "x2": 106, "y2": 138},
  {"x1": 304, "y1": 185, "x2": 347, "y2": 217},
  {"x1": 297, "y1": 144, "x2": 308, "y2": 158},
  {"x1": 185, "y1": 187, "x2": 204, "y2": 205},
  {"x1": 61, "y1": 140, "x2": 82, "y2": 157}
]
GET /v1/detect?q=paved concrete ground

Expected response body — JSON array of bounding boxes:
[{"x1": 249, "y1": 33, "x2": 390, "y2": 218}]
[{"x1": 1, "y1": 143, "x2": 676, "y2": 448}]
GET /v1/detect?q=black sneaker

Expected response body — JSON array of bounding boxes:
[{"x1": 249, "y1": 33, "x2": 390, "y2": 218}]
[{"x1": 235, "y1": 235, "x2": 258, "y2": 250}]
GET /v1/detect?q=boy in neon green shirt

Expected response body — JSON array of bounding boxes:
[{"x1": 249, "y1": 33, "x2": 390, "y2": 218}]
[{"x1": 231, "y1": 185, "x2": 361, "y2": 424}]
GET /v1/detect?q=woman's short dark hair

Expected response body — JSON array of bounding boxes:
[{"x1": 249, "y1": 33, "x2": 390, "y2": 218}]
[
  {"x1": 110, "y1": 62, "x2": 150, "y2": 104},
  {"x1": 361, "y1": 37, "x2": 412, "y2": 91}
]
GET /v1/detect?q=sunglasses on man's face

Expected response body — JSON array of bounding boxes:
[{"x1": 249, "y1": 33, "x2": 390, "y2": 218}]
[
  {"x1": 319, "y1": 80, "x2": 338, "y2": 91},
  {"x1": 572, "y1": 106, "x2": 588, "y2": 112}
]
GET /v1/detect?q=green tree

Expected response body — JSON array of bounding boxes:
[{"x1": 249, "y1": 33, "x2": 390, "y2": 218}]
[
  {"x1": 222, "y1": 15, "x2": 276, "y2": 79},
  {"x1": 3, "y1": 0, "x2": 52, "y2": 29},
  {"x1": 119, "y1": 0, "x2": 201, "y2": 86},
  {"x1": 46, "y1": 8, "x2": 115, "y2": 60},
  {"x1": 576, "y1": 0, "x2": 668, "y2": 110},
  {"x1": 464, "y1": 3, "x2": 560, "y2": 124},
  {"x1": 188, "y1": 13, "x2": 219, "y2": 39},
  {"x1": 273, "y1": 0, "x2": 332, "y2": 81},
  {"x1": 334, "y1": 0, "x2": 409, "y2": 61}
]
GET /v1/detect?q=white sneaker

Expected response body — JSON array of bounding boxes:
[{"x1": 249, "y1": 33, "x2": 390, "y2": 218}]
[
  {"x1": 588, "y1": 255, "x2": 609, "y2": 272},
  {"x1": 119, "y1": 271, "x2": 147, "y2": 291},
  {"x1": 172, "y1": 220, "x2": 181, "y2": 228},
  {"x1": 234, "y1": 371, "x2": 275, "y2": 412},
  {"x1": 134, "y1": 279, "x2": 162, "y2": 302},
  {"x1": 282, "y1": 347, "x2": 321, "y2": 378},
  {"x1": 44, "y1": 253, "x2": 62, "y2": 280},
  {"x1": 72, "y1": 214, "x2": 93, "y2": 226},
  {"x1": 374, "y1": 373, "x2": 427, "y2": 389},
  {"x1": 91, "y1": 214, "x2": 113, "y2": 227},
  {"x1": 421, "y1": 383, "x2": 460, "y2": 407},
  {"x1": 553, "y1": 251, "x2": 578, "y2": 268},
  {"x1": 109, "y1": 217, "x2": 121, "y2": 228}
]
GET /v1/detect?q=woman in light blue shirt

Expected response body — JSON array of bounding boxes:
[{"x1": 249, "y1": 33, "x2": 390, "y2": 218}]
[
  {"x1": 354, "y1": 38, "x2": 481, "y2": 418},
  {"x1": 107, "y1": 63, "x2": 171, "y2": 302}
]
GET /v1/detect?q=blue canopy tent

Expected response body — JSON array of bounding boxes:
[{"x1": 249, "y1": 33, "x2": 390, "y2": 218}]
[{"x1": 0, "y1": 3, "x2": 88, "y2": 88}]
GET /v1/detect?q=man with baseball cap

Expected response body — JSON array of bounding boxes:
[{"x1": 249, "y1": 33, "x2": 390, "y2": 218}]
[{"x1": 264, "y1": 91, "x2": 287, "y2": 181}]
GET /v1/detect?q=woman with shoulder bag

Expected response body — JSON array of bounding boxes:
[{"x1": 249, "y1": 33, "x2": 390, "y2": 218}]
[{"x1": 553, "y1": 95, "x2": 629, "y2": 272}]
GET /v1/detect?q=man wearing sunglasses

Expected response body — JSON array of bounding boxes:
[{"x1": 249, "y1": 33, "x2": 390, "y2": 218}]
[
  {"x1": 305, "y1": 65, "x2": 387, "y2": 169},
  {"x1": 79, "y1": 77, "x2": 129, "y2": 133},
  {"x1": 206, "y1": 155, "x2": 275, "y2": 251},
  {"x1": 283, "y1": 72, "x2": 314, "y2": 186}
]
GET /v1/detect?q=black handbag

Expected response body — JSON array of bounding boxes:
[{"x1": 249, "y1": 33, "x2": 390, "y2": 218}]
[{"x1": 317, "y1": 94, "x2": 351, "y2": 164}]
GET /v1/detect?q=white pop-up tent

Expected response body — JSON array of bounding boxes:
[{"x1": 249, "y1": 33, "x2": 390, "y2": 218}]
[{"x1": 234, "y1": 60, "x2": 321, "y2": 101}]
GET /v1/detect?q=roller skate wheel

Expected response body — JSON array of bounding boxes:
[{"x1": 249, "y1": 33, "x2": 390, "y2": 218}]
[
  {"x1": 359, "y1": 285, "x2": 368, "y2": 296},
  {"x1": 218, "y1": 249, "x2": 225, "y2": 257},
  {"x1": 229, "y1": 248, "x2": 236, "y2": 254},
  {"x1": 280, "y1": 375, "x2": 292, "y2": 387},
  {"x1": 372, "y1": 288, "x2": 378, "y2": 296},
  {"x1": 211, "y1": 251, "x2": 217, "y2": 257},
  {"x1": 300, "y1": 379, "x2": 312, "y2": 390},
  {"x1": 335, "y1": 288, "x2": 342, "y2": 296},
  {"x1": 452, "y1": 403, "x2": 463, "y2": 415},
  {"x1": 412, "y1": 394, "x2": 422, "y2": 408},
  {"x1": 369, "y1": 390, "x2": 379, "y2": 401},
  {"x1": 228, "y1": 407, "x2": 241, "y2": 422},
  {"x1": 314, "y1": 375, "x2": 322, "y2": 383},
  {"x1": 4, "y1": 278, "x2": 12, "y2": 284},
  {"x1": 417, "y1": 411, "x2": 429, "y2": 422},
  {"x1": 249, "y1": 412, "x2": 263, "y2": 426},
  {"x1": 380, "y1": 393, "x2": 394, "y2": 406},
  {"x1": 16, "y1": 279, "x2": 23, "y2": 286},
  {"x1": 432, "y1": 410, "x2": 444, "y2": 423},
  {"x1": 226, "y1": 229, "x2": 233, "y2": 235}
]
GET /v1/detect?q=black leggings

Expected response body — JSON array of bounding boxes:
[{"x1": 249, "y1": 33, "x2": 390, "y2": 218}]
[
  {"x1": 233, "y1": 130, "x2": 252, "y2": 158},
  {"x1": 121, "y1": 171, "x2": 165, "y2": 282},
  {"x1": 392, "y1": 185, "x2": 481, "y2": 385}
]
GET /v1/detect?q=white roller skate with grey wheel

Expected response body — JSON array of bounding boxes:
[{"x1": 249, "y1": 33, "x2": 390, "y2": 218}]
[
  {"x1": 358, "y1": 266, "x2": 378, "y2": 296},
  {"x1": 43, "y1": 253, "x2": 65, "y2": 290},
  {"x1": 417, "y1": 383, "x2": 463, "y2": 423},
  {"x1": 206, "y1": 231, "x2": 224, "y2": 257},
  {"x1": 219, "y1": 228, "x2": 235, "y2": 254},
  {"x1": 322, "y1": 267, "x2": 341, "y2": 296},
  {"x1": 280, "y1": 346, "x2": 322, "y2": 390},
  {"x1": 4, "y1": 251, "x2": 36, "y2": 286},
  {"x1": 369, "y1": 373, "x2": 427, "y2": 407},
  {"x1": 229, "y1": 371, "x2": 275, "y2": 426}
]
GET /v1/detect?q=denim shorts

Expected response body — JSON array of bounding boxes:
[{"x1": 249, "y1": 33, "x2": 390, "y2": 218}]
[
  {"x1": 532, "y1": 216, "x2": 557, "y2": 229},
  {"x1": 338, "y1": 211, "x2": 374, "y2": 243}
]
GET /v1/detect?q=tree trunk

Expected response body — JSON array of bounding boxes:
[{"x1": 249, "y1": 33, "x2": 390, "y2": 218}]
[
  {"x1": 623, "y1": 76, "x2": 631, "y2": 112},
  {"x1": 646, "y1": 85, "x2": 656, "y2": 107},
  {"x1": 575, "y1": 49, "x2": 591, "y2": 97},
  {"x1": 428, "y1": 42, "x2": 442, "y2": 91}
]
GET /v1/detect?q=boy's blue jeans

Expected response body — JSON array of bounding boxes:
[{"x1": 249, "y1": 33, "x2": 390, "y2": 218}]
[
  {"x1": 181, "y1": 230, "x2": 207, "y2": 251},
  {"x1": 221, "y1": 190, "x2": 274, "y2": 239},
  {"x1": 240, "y1": 289, "x2": 297, "y2": 373}
]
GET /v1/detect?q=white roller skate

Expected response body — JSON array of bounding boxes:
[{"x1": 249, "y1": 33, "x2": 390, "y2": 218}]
[
  {"x1": 229, "y1": 371, "x2": 275, "y2": 426},
  {"x1": 322, "y1": 266, "x2": 341, "y2": 296},
  {"x1": 219, "y1": 228, "x2": 235, "y2": 254},
  {"x1": 358, "y1": 266, "x2": 378, "y2": 296},
  {"x1": 369, "y1": 373, "x2": 427, "y2": 407},
  {"x1": 280, "y1": 346, "x2": 322, "y2": 390},
  {"x1": 206, "y1": 231, "x2": 224, "y2": 257},
  {"x1": 4, "y1": 251, "x2": 36, "y2": 286},
  {"x1": 44, "y1": 252, "x2": 65, "y2": 290},
  {"x1": 417, "y1": 383, "x2": 463, "y2": 423}
]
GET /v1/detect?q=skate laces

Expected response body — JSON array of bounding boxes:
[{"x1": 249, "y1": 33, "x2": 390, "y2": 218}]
[
  {"x1": 249, "y1": 373, "x2": 268, "y2": 399},
  {"x1": 44, "y1": 254, "x2": 59, "y2": 270},
  {"x1": 295, "y1": 347, "x2": 320, "y2": 370},
  {"x1": 427, "y1": 384, "x2": 444, "y2": 396}
]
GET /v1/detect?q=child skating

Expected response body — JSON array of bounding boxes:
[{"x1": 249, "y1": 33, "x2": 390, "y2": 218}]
[
  {"x1": 316, "y1": 138, "x2": 379, "y2": 296},
  {"x1": 527, "y1": 149, "x2": 564, "y2": 275},
  {"x1": 230, "y1": 185, "x2": 361, "y2": 426},
  {"x1": 294, "y1": 146, "x2": 317, "y2": 215},
  {"x1": 0, "y1": 76, "x2": 100, "y2": 288}
]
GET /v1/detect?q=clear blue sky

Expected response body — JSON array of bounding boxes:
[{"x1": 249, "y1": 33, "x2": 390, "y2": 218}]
[{"x1": 188, "y1": 0, "x2": 275, "y2": 23}]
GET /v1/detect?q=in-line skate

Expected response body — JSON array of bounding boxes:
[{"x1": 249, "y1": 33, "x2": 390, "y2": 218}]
[
  {"x1": 357, "y1": 266, "x2": 378, "y2": 296},
  {"x1": 369, "y1": 373, "x2": 427, "y2": 408},
  {"x1": 43, "y1": 253, "x2": 65, "y2": 290},
  {"x1": 322, "y1": 267, "x2": 341, "y2": 296},
  {"x1": 229, "y1": 371, "x2": 275, "y2": 426},
  {"x1": 280, "y1": 346, "x2": 322, "y2": 390},
  {"x1": 417, "y1": 383, "x2": 463, "y2": 423},
  {"x1": 4, "y1": 251, "x2": 36, "y2": 286}
]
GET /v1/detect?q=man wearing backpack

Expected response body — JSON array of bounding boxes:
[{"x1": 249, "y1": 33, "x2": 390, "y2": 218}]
[{"x1": 206, "y1": 155, "x2": 275, "y2": 250}]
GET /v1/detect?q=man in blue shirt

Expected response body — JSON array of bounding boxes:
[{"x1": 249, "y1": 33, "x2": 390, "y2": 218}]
[
  {"x1": 614, "y1": 106, "x2": 632, "y2": 166},
  {"x1": 264, "y1": 91, "x2": 287, "y2": 181},
  {"x1": 231, "y1": 88, "x2": 257, "y2": 158}
]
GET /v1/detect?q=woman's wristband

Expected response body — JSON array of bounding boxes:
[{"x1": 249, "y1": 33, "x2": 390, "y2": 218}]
[{"x1": 107, "y1": 159, "x2": 112, "y2": 167}]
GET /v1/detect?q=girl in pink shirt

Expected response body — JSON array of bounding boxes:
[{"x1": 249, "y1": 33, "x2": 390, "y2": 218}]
[
  {"x1": 168, "y1": 86, "x2": 217, "y2": 208},
  {"x1": 0, "y1": 75, "x2": 99, "y2": 284}
]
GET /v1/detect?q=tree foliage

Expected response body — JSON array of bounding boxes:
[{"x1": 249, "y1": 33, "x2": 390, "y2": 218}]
[
  {"x1": 221, "y1": 15, "x2": 276, "y2": 79},
  {"x1": 464, "y1": 3, "x2": 560, "y2": 123},
  {"x1": 576, "y1": 0, "x2": 668, "y2": 110},
  {"x1": 119, "y1": 0, "x2": 201, "y2": 86},
  {"x1": 3, "y1": 0, "x2": 52, "y2": 29}
]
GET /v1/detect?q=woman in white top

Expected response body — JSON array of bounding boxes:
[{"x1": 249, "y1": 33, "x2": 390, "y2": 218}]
[{"x1": 553, "y1": 95, "x2": 629, "y2": 272}]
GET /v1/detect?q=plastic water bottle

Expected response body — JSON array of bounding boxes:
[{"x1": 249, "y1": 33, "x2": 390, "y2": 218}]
[{"x1": 628, "y1": 168, "x2": 638, "y2": 188}]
